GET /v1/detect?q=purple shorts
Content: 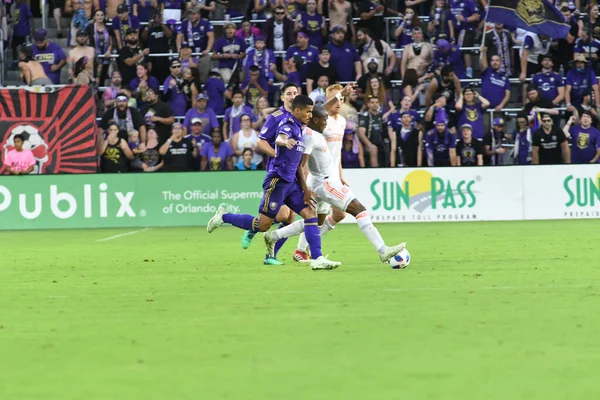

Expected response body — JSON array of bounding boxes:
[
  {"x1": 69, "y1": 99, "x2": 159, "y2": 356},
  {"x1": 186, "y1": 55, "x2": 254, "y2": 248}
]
[{"x1": 258, "y1": 177, "x2": 307, "y2": 218}]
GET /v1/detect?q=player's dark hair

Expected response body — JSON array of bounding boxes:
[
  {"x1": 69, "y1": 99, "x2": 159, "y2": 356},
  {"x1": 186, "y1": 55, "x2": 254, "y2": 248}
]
[
  {"x1": 13, "y1": 134, "x2": 25, "y2": 142},
  {"x1": 281, "y1": 82, "x2": 298, "y2": 94},
  {"x1": 291, "y1": 95, "x2": 314, "y2": 110},
  {"x1": 441, "y1": 64, "x2": 454, "y2": 77},
  {"x1": 312, "y1": 105, "x2": 328, "y2": 119}
]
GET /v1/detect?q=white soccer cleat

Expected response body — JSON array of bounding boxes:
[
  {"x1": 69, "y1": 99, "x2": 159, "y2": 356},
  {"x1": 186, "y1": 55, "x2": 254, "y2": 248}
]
[
  {"x1": 207, "y1": 206, "x2": 226, "y2": 233},
  {"x1": 379, "y1": 242, "x2": 407, "y2": 263},
  {"x1": 263, "y1": 232, "x2": 276, "y2": 258},
  {"x1": 311, "y1": 256, "x2": 341, "y2": 270}
]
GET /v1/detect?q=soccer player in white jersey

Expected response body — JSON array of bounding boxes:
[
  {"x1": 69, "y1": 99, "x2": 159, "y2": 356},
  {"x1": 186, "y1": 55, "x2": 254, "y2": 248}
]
[
  {"x1": 294, "y1": 83, "x2": 354, "y2": 262},
  {"x1": 263, "y1": 104, "x2": 406, "y2": 263}
]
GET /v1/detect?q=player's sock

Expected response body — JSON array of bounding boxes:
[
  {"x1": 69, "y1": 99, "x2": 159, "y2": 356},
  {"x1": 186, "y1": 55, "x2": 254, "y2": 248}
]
[
  {"x1": 272, "y1": 220, "x2": 305, "y2": 241},
  {"x1": 296, "y1": 232, "x2": 309, "y2": 252},
  {"x1": 223, "y1": 214, "x2": 259, "y2": 232},
  {"x1": 303, "y1": 218, "x2": 323, "y2": 259},
  {"x1": 320, "y1": 215, "x2": 337, "y2": 237},
  {"x1": 356, "y1": 211, "x2": 386, "y2": 254},
  {"x1": 273, "y1": 222, "x2": 290, "y2": 257}
]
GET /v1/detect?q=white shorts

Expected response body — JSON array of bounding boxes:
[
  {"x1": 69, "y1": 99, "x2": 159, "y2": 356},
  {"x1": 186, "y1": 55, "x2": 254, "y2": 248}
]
[{"x1": 308, "y1": 176, "x2": 355, "y2": 214}]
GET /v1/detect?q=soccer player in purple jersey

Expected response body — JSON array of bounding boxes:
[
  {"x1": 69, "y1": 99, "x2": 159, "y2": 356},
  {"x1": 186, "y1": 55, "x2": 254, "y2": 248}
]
[{"x1": 207, "y1": 96, "x2": 342, "y2": 270}]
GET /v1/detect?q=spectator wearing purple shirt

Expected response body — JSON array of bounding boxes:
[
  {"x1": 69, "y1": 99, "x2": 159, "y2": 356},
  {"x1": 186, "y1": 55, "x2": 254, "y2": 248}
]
[
  {"x1": 163, "y1": 59, "x2": 188, "y2": 118},
  {"x1": 564, "y1": 112, "x2": 600, "y2": 164},
  {"x1": 183, "y1": 94, "x2": 220, "y2": 136},
  {"x1": 176, "y1": 7, "x2": 214, "y2": 82},
  {"x1": 132, "y1": 0, "x2": 160, "y2": 23},
  {"x1": 130, "y1": 64, "x2": 160, "y2": 110},
  {"x1": 200, "y1": 130, "x2": 234, "y2": 171},
  {"x1": 205, "y1": 71, "x2": 227, "y2": 116},
  {"x1": 112, "y1": 4, "x2": 141, "y2": 50},
  {"x1": 449, "y1": 0, "x2": 479, "y2": 78},
  {"x1": 212, "y1": 23, "x2": 247, "y2": 84},
  {"x1": 480, "y1": 46, "x2": 511, "y2": 112},
  {"x1": 32, "y1": 29, "x2": 66, "y2": 84},
  {"x1": 284, "y1": 31, "x2": 319, "y2": 85},
  {"x1": 244, "y1": 36, "x2": 275, "y2": 85},
  {"x1": 11, "y1": 0, "x2": 34, "y2": 68},
  {"x1": 432, "y1": 38, "x2": 465, "y2": 79},
  {"x1": 185, "y1": 118, "x2": 213, "y2": 170},
  {"x1": 456, "y1": 87, "x2": 490, "y2": 141},
  {"x1": 241, "y1": 65, "x2": 270, "y2": 107},
  {"x1": 223, "y1": 91, "x2": 257, "y2": 140},
  {"x1": 394, "y1": 8, "x2": 421, "y2": 47},
  {"x1": 295, "y1": 0, "x2": 326, "y2": 48},
  {"x1": 428, "y1": 0, "x2": 454, "y2": 39},
  {"x1": 531, "y1": 55, "x2": 565, "y2": 107},
  {"x1": 566, "y1": 54, "x2": 600, "y2": 114},
  {"x1": 326, "y1": 26, "x2": 362, "y2": 83},
  {"x1": 425, "y1": 109, "x2": 456, "y2": 167}
]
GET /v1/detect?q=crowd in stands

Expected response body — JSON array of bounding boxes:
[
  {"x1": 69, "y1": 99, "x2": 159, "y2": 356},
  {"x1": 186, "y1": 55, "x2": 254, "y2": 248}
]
[{"x1": 2, "y1": 0, "x2": 600, "y2": 175}]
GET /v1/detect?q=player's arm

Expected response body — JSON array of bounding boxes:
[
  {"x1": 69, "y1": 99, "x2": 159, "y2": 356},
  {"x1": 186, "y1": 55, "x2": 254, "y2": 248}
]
[
  {"x1": 275, "y1": 133, "x2": 297, "y2": 149},
  {"x1": 322, "y1": 83, "x2": 355, "y2": 108},
  {"x1": 389, "y1": 125, "x2": 397, "y2": 167},
  {"x1": 561, "y1": 136, "x2": 571, "y2": 164},
  {"x1": 449, "y1": 148, "x2": 457, "y2": 166},
  {"x1": 296, "y1": 160, "x2": 313, "y2": 207},
  {"x1": 417, "y1": 130, "x2": 424, "y2": 167},
  {"x1": 339, "y1": 158, "x2": 348, "y2": 186}
]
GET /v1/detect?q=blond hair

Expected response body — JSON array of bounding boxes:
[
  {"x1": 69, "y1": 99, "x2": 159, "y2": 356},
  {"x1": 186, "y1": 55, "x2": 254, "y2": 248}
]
[{"x1": 325, "y1": 83, "x2": 344, "y2": 100}]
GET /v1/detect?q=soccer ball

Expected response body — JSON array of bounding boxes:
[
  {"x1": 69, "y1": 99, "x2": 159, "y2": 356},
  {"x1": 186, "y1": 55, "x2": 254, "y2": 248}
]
[{"x1": 388, "y1": 248, "x2": 411, "y2": 269}]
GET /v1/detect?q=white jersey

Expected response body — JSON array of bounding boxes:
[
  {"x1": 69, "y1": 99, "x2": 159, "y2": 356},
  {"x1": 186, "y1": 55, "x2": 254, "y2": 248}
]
[
  {"x1": 322, "y1": 114, "x2": 346, "y2": 177},
  {"x1": 303, "y1": 127, "x2": 332, "y2": 180}
]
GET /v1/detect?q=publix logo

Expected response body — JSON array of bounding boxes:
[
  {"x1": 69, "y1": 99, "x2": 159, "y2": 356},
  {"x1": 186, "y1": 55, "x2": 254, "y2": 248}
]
[
  {"x1": 0, "y1": 183, "x2": 136, "y2": 219},
  {"x1": 370, "y1": 170, "x2": 477, "y2": 212},
  {"x1": 564, "y1": 173, "x2": 600, "y2": 207}
]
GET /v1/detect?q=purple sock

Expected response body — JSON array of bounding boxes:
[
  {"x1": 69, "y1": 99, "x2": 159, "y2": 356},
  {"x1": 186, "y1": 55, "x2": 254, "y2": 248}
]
[
  {"x1": 273, "y1": 222, "x2": 289, "y2": 257},
  {"x1": 222, "y1": 214, "x2": 259, "y2": 231},
  {"x1": 303, "y1": 218, "x2": 322, "y2": 259}
]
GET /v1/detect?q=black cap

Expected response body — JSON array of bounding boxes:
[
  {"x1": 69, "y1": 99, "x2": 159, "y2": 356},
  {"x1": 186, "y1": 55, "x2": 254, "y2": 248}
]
[
  {"x1": 76, "y1": 29, "x2": 88, "y2": 37},
  {"x1": 126, "y1": 28, "x2": 138, "y2": 35},
  {"x1": 117, "y1": 4, "x2": 128, "y2": 13}
]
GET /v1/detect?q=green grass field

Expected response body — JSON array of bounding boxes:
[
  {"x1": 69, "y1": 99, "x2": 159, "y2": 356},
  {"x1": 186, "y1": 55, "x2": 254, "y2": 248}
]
[{"x1": 1, "y1": 220, "x2": 600, "y2": 400}]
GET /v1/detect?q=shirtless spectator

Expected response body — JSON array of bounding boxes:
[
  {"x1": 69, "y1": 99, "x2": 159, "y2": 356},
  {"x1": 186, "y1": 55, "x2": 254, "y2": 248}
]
[
  {"x1": 328, "y1": 0, "x2": 355, "y2": 39},
  {"x1": 19, "y1": 47, "x2": 53, "y2": 86},
  {"x1": 68, "y1": 30, "x2": 96, "y2": 82}
]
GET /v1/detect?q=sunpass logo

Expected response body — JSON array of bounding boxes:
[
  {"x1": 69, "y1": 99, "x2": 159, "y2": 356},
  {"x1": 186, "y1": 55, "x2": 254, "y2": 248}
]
[
  {"x1": 564, "y1": 173, "x2": 600, "y2": 207},
  {"x1": 0, "y1": 183, "x2": 136, "y2": 220},
  {"x1": 370, "y1": 170, "x2": 477, "y2": 212}
]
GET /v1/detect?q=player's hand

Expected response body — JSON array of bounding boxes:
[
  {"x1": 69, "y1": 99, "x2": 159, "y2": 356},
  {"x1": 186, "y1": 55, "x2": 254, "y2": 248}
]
[
  {"x1": 285, "y1": 138, "x2": 297, "y2": 149},
  {"x1": 341, "y1": 177, "x2": 349, "y2": 187},
  {"x1": 341, "y1": 83, "x2": 356, "y2": 97},
  {"x1": 303, "y1": 190, "x2": 318, "y2": 209}
]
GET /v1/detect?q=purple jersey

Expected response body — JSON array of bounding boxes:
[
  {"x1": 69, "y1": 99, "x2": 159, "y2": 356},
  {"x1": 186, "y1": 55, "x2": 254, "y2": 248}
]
[
  {"x1": 432, "y1": 47, "x2": 465, "y2": 79},
  {"x1": 326, "y1": 41, "x2": 360, "y2": 82},
  {"x1": 13, "y1": 4, "x2": 33, "y2": 36},
  {"x1": 387, "y1": 110, "x2": 420, "y2": 131},
  {"x1": 457, "y1": 103, "x2": 485, "y2": 140},
  {"x1": 213, "y1": 36, "x2": 247, "y2": 70},
  {"x1": 569, "y1": 125, "x2": 600, "y2": 164},
  {"x1": 133, "y1": 0, "x2": 157, "y2": 22},
  {"x1": 481, "y1": 67, "x2": 510, "y2": 108},
  {"x1": 396, "y1": 18, "x2": 414, "y2": 47},
  {"x1": 425, "y1": 128, "x2": 456, "y2": 165},
  {"x1": 183, "y1": 107, "x2": 220, "y2": 136},
  {"x1": 178, "y1": 19, "x2": 213, "y2": 52},
  {"x1": 300, "y1": 13, "x2": 325, "y2": 48},
  {"x1": 205, "y1": 77, "x2": 226, "y2": 115},
  {"x1": 111, "y1": 14, "x2": 141, "y2": 42},
  {"x1": 224, "y1": 105, "x2": 257, "y2": 137},
  {"x1": 32, "y1": 42, "x2": 66, "y2": 84},
  {"x1": 574, "y1": 38, "x2": 600, "y2": 58},
  {"x1": 130, "y1": 76, "x2": 160, "y2": 110},
  {"x1": 341, "y1": 148, "x2": 360, "y2": 168},
  {"x1": 566, "y1": 68, "x2": 598, "y2": 107},
  {"x1": 285, "y1": 45, "x2": 319, "y2": 82},
  {"x1": 265, "y1": 114, "x2": 304, "y2": 182},
  {"x1": 450, "y1": 0, "x2": 477, "y2": 31},
  {"x1": 531, "y1": 71, "x2": 564, "y2": 103},
  {"x1": 258, "y1": 107, "x2": 292, "y2": 170},
  {"x1": 163, "y1": 75, "x2": 188, "y2": 117},
  {"x1": 514, "y1": 129, "x2": 531, "y2": 165},
  {"x1": 200, "y1": 141, "x2": 234, "y2": 171},
  {"x1": 244, "y1": 48, "x2": 275, "y2": 82}
]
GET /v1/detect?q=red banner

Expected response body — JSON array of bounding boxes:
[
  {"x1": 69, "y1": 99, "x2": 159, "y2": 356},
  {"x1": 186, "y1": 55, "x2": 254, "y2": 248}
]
[{"x1": 0, "y1": 85, "x2": 97, "y2": 174}]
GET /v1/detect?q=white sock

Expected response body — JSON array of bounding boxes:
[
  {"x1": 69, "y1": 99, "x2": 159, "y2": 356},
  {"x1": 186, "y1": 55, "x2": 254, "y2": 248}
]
[
  {"x1": 356, "y1": 211, "x2": 386, "y2": 254},
  {"x1": 272, "y1": 220, "x2": 305, "y2": 240},
  {"x1": 296, "y1": 232, "x2": 308, "y2": 252},
  {"x1": 320, "y1": 215, "x2": 337, "y2": 237}
]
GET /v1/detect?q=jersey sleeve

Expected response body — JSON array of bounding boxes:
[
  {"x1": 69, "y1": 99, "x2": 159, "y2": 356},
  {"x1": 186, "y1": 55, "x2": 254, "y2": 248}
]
[
  {"x1": 302, "y1": 131, "x2": 315, "y2": 154},
  {"x1": 259, "y1": 111, "x2": 282, "y2": 141}
]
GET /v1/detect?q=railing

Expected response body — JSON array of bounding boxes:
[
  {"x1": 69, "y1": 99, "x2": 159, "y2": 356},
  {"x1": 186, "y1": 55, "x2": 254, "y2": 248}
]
[{"x1": 0, "y1": 29, "x2": 4, "y2": 86}]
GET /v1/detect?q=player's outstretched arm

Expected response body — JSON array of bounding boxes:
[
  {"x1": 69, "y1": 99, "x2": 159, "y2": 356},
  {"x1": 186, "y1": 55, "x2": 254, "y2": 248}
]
[{"x1": 275, "y1": 134, "x2": 296, "y2": 149}]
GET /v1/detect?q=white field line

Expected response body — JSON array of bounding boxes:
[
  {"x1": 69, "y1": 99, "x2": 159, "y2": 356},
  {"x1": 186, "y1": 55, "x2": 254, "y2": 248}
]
[
  {"x1": 45, "y1": 283, "x2": 600, "y2": 299},
  {"x1": 96, "y1": 228, "x2": 152, "y2": 242}
]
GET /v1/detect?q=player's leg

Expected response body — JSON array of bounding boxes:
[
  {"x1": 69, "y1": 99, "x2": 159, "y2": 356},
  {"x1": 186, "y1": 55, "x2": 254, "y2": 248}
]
[
  {"x1": 241, "y1": 205, "x2": 293, "y2": 249},
  {"x1": 262, "y1": 206, "x2": 294, "y2": 265},
  {"x1": 294, "y1": 204, "x2": 345, "y2": 261},
  {"x1": 345, "y1": 199, "x2": 406, "y2": 262}
]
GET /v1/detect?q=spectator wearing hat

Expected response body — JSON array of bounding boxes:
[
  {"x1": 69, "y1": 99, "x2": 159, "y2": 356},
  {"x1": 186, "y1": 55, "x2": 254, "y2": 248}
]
[
  {"x1": 563, "y1": 111, "x2": 600, "y2": 164},
  {"x1": 130, "y1": 64, "x2": 160, "y2": 110},
  {"x1": 284, "y1": 31, "x2": 319, "y2": 85},
  {"x1": 532, "y1": 113, "x2": 570, "y2": 165},
  {"x1": 357, "y1": 28, "x2": 396, "y2": 78},
  {"x1": 262, "y1": 5, "x2": 295, "y2": 53},
  {"x1": 205, "y1": 70, "x2": 227, "y2": 115},
  {"x1": 306, "y1": 47, "x2": 339, "y2": 94},
  {"x1": 574, "y1": 25, "x2": 600, "y2": 73},
  {"x1": 183, "y1": 94, "x2": 220, "y2": 136},
  {"x1": 357, "y1": 58, "x2": 388, "y2": 95},
  {"x1": 512, "y1": 113, "x2": 532, "y2": 165},
  {"x1": 425, "y1": 108, "x2": 456, "y2": 167},
  {"x1": 522, "y1": 87, "x2": 559, "y2": 129},
  {"x1": 65, "y1": 0, "x2": 88, "y2": 47},
  {"x1": 456, "y1": 87, "x2": 490, "y2": 141},
  {"x1": 160, "y1": 123, "x2": 198, "y2": 172},
  {"x1": 10, "y1": 0, "x2": 34, "y2": 69},
  {"x1": 295, "y1": 0, "x2": 326, "y2": 48},
  {"x1": 483, "y1": 117, "x2": 507, "y2": 166},
  {"x1": 113, "y1": 3, "x2": 141, "y2": 50},
  {"x1": 241, "y1": 65, "x2": 269, "y2": 107},
  {"x1": 176, "y1": 7, "x2": 214, "y2": 82},
  {"x1": 200, "y1": 129, "x2": 234, "y2": 171},
  {"x1": 566, "y1": 53, "x2": 600, "y2": 114},
  {"x1": 85, "y1": 10, "x2": 112, "y2": 86},
  {"x1": 427, "y1": 0, "x2": 454, "y2": 40},
  {"x1": 185, "y1": 118, "x2": 212, "y2": 160},
  {"x1": 400, "y1": 27, "x2": 433, "y2": 81},
  {"x1": 327, "y1": 25, "x2": 362, "y2": 83},
  {"x1": 163, "y1": 60, "x2": 187, "y2": 118},
  {"x1": 68, "y1": 29, "x2": 96, "y2": 82},
  {"x1": 389, "y1": 110, "x2": 423, "y2": 167},
  {"x1": 118, "y1": 28, "x2": 149, "y2": 86},
  {"x1": 223, "y1": 90, "x2": 257, "y2": 140},
  {"x1": 31, "y1": 29, "x2": 66, "y2": 85},
  {"x1": 142, "y1": 87, "x2": 175, "y2": 144},
  {"x1": 213, "y1": 23, "x2": 248, "y2": 84},
  {"x1": 103, "y1": 72, "x2": 124, "y2": 109},
  {"x1": 141, "y1": 10, "x2": 173, "y2": 83},
  {"x1": 483, "y1": 23, "x2": 514, "y2": 77},
  {"x1": 99, "y1": 93, "x2": 147, "y2": 142},
  {"x1": 432, "y1": 37, "x2": 465, "y2": 79},
  {"x1": 480, "y1": 45, "x2": 511, "y2": 113},
  {"x1": 531, "y1": 55, "x2": 565, "y2": 107},
  {"x1": 456, "y1": 124, "x2": 483, "y2": 166},
  {"x1": 449, "y1": 0, "x2": 479, "y2": 79}
]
